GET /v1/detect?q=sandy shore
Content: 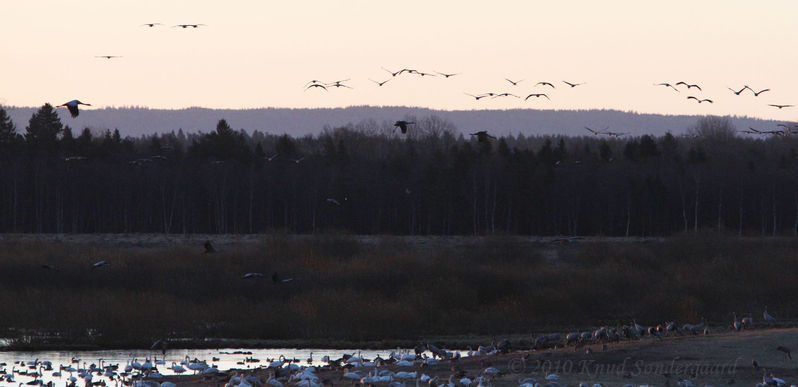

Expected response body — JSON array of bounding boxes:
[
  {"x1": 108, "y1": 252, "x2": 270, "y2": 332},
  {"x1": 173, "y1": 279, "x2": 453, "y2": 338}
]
[{"x1": 159, "y1": 328, "x2": 797, "y2": 386}]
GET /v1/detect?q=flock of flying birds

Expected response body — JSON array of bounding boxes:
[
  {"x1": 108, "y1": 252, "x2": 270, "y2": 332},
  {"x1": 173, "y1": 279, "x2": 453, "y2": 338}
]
[{"x1": 50, "y1": 22, "x2": 796, "y2": 142}]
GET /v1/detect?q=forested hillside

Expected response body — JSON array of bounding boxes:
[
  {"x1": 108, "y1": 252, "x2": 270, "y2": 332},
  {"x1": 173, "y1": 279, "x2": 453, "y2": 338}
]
[{"x1": 1, "y1": 104, "x2": 797, "y2": 236}]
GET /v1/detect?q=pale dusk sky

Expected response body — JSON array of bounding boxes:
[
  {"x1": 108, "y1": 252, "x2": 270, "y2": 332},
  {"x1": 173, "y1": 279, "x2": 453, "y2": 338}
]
[{"x1": 2, "y1": 0, "x2": 796, "y2": 121}]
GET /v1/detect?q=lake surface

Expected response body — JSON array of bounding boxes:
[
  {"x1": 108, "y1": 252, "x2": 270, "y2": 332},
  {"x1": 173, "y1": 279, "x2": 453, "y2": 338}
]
[{"x1": 0, "y1": 347, "x2": 405, "y2": 385}]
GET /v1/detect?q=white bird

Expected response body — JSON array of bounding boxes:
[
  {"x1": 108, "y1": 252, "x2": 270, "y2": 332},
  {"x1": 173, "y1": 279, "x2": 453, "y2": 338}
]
[
  {"x1": 57, "y1": 100, "x2": 91, "y2": 118},
  {"x1": 92, "y1": 260, "x2": 110, "y2": 269},
  {"x1": 242, "y1": 272, "x2": 264, "y2": 279}
]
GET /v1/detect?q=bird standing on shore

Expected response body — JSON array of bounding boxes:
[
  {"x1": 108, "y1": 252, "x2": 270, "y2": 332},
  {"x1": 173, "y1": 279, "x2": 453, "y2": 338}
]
[{"x1": 204, "y1": 240, "x2": 217, "y2": 253}]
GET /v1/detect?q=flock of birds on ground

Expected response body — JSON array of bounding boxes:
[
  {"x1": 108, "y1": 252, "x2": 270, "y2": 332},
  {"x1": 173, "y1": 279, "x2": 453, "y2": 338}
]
[{"x1": 0, "y1": 307, "x2": 792, "y2": 387}]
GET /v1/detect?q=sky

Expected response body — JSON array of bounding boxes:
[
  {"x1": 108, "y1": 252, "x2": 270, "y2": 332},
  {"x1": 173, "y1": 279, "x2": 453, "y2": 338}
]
[{"x1": 2, "y1": 0, "x2": 797, "y2": 121}]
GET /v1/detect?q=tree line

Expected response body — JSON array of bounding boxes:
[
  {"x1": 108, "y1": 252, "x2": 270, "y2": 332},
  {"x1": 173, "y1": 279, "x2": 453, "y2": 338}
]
[{"x1": 1, "y1": 103, "x2": 797, "y2": 236}]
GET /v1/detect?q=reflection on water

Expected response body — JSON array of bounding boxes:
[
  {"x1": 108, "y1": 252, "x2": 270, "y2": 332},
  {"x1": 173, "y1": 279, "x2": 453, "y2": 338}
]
[{"x1": 0, "y1": 347, "x2": 397, "y2": 385}]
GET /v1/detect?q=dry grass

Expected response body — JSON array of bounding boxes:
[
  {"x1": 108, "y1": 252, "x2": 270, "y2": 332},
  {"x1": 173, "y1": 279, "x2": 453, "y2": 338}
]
[{"x1": 0, "y1": 233, "x2": 796, "y2": 348}]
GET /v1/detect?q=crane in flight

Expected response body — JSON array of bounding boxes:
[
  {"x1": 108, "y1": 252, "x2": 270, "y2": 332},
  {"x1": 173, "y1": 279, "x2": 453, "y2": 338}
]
[
  {"x1": 769, "y1": 104, "x2": 793, "y2": 109},
  {"x1": 173, "y1": 24, "x2": 206, "y2": 28},
  {"x1": 141, "y1": 23, "x2": 162, "y2": 27},
  {"x1": 505, "y1": 78, "x2": 523, "y2": 86},
  {"x1": 435, "y1": 71, "x2": 459, "y2": 78},
  {"x1": 728, "y1": 86, "x2": 750, "y2": 95},
  {"x1": 524, "y1": 93, "x2": 550, "y2": 101},
  {"x1": 57, "y1": 100, "x2": 91, "y2": 118},
  {"x1": 676, "y1": 82, "x2": 702, "y2": 91},
  {"x1": 687, "y1": 96, "x2": 713, "y2": 103},
  {"x1": 562, "y1": 81, "x2": 585, "y2": 88},
  {"x1": 95, "y1": 55, "x2": 122, "y2": 59},
  {"x1": 656, "y1": 82, "x2": 680, "y2": 92}
]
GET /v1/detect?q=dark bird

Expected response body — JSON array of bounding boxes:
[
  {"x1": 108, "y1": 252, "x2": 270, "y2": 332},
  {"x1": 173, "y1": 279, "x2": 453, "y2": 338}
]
[
  {"x1": 605, "y1": 130, "x2": 629, "y2": 137},
  {"x1": 752, "y1": 359, "x2": 760, "y2": 370},
  {"x1": 242, "y1": 272, "x2": 265, "y2": 279},
  {"x1": 536, "y1": 81, "x2": 556, "y2": 88},
  {"x1": 413, "y1": 71, "x2": 436, "y2": 77},
  {"x1": 769, "y1": 104, "x2": 793, "y2": 109},
  {"x1": 151, "y1": 339, "x2": 168, "y2": 355},
  {"x1": 728, "y1": 86, "x2": 751, "y2": 95},
  {"x1": 687, "y1": 96, "x2": 713, "y2": 103},
  {"x1": 95, "y1": 55, "x2": 121, "y2": 59},
  {"x1": 465, "y1": 92, "x2": 489, "y2": 100},
  {"x1": 563, "y1": 81, "x2": 585, "y2": 88},
  {"x1": 676, "y1": 82, "x2": 702, "y2": 91},
  {"x1": 272, "y1": 272, "x2": 294, "y2": 283},
  {"x1": 435, "y1": 71, "x2": 459, "y2": 78},
  {"x1": 747, "y1": 87, "x2": 771, "y2": 96},
  {"x1": 173, "y1": 24, "x2": 206, "y2": 28},
  {"x1": 41, "y1": 264, "x2": 58, "y2": 271},
  {"x1": 776, "y1": 346, "x2": 791, "y2": 360},
  {"x1": 92, "y1": 260, "x2": 110, "y2": 269},
  {"x1": 505, "y1": 78, "x2": 523, "y2": 86},
  {"x1": 327, "y1": 79, "x2": 352, "y2": 89},
  {"x1": 369, "y1": 78, "x2": 391, "y2": 86},
  {"x1": 57, "y1": 100, "x2": 91, "y2": 118},
  {"x1": 656, "y1": 82, "x2": 680, "y2": 92},
  {"x1": 492, "y1": 92, "x2": 520, "y2": 98},
  {"x1": 470, "y1": 131, "x2": 496, "y2": 142},
  {"x1": 204, "y1": 240, "x2": 217, "y2": 253},
  {"x1": 141, "y1": 23, "x2": 162, "y2": 27},
  {"x1": 305, "y1": 83, "x2": 327, "y2": 91},
  {"x1": 584, "y1": 126, "x2": 608, "y2": 135},
  {"x1": 524, "y1": 93, "x2": 550, "y2": 101},
  {"x1": 382, "y1": 67, "x2": 405, "y2": 77},
  {"x1": 394, "y1": 120, "x2": 415, "y2": 134}
]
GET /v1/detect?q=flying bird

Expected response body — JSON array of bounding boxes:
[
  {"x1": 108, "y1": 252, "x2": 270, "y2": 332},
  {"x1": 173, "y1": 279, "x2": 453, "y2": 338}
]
[
  {"x1": 141, "y1": 23, "x2": 162, "y2": 27},
  {"x1": 369, "y1": 78, "x2": 391, "y2": 86},
  {"x1": 382, "y1": 67, "x2": 404, "y2": 77},
  {"x1": 676, "y1": 82, "x2": 702, "y2": 91},
  {"x1": 536, "y1": 81, "x2": 556, "y2": 88},
  {"x1": 687, "y1": 96, "x2": 713, "y2": 103},
  {"x1": 92, "y1": 260, "x2": 110, "y2": 269},
  {"x1": 41, "y1": 264, "x2": 58, "y2": 271},
  {"x1": 57, "y1": 100, "x2": 91, "y2": 118},
  {"x1": 505, "y1": 78, "x2": 524, "y2": 86},
  {"x1": 746, "y1": 86, "x2": 771, "y2": 96},
  {"x1": 95, "y1": 55, "x2": 122, "y2": 59},
  {"x1": 305, "y1": 83, "x2": 327, "y2": 91},
  {"x1": 414, "y1": 71, "x2": 436, "y2": 77},
  {"x1": 264, "y1": 153, "x2": 279, "y2": 162},
  {"x1": 327, "y1": 79, "x2": 352, "y2": 89},
  {"x1": 728, "y1": 86, "x2": 751, "y2": 95},
  {"x1": 242, "y1": 273, "x2": 264, "y2": 279},
  {"x1": 173, "y1": 24, "x2": 206, "y2": 28},
  {"x1": 563, "y1": 81, "x2": 585, "y2": 88},
  {"x1": 524, "y1": 93, "x2": 550, "y2": 101},
  {"x1": 326, "y1": 198, "x2": 342, "y2": 206},
  {"x1": 465, "y1": 93, "x2": 489, "y2": 100},
  {"x1": 584, "y1": 126, "x2": 608, "y2": 135},
  {"x1": 656, "y1": 83, "x2": 680, "y2": 92},
  {"x1": 435, "y1": 71, "x2": 459, "y2": 78},
  {"x1": 470, "y1": 131, "x2": 496, "y2": 142},
  {"x1": 272, "y1": 272, "x2": 294, "y2": 283},
  {"x1": 492, "y1": 92, "x2": 520, "y2": 98},
  {"x1": 769, "y1": 104, "x2": 793, "y2": 109},
  {"x1": 394, "y1": 120, "x2": 415, "y2": 134}
]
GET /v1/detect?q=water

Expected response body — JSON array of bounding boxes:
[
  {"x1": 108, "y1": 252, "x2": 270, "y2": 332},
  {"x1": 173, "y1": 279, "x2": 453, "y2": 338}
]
[{"x1": 0, "y1": 347, "x2": 400, "y2": 385}]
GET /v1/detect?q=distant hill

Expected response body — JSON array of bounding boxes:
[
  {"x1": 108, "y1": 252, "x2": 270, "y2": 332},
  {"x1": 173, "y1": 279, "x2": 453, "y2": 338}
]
[{"x1": 2, "y1": 105, "x2": 784, "y2": 138}]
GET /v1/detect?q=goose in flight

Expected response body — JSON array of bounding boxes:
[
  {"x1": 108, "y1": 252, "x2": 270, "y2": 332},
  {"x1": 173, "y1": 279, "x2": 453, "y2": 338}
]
[
  {"x1": 505, "y1": 78, "x2": 523, "y2": 86},
  {"x1": 41, "y1": 264, "x2": 58, "y2": 271},
  {"x1": 326, "y1": 198, "x2": 342, "y2": 206},
  {"x1": 470, "y1": 131, "x2": 496, "y2": 142},
  {"x1": 173, "y1": 24, "x2": 206, "y2": 28},
  {"x1": 289, "y1": 156, "x2": 305, "y2": 164},
  {"x1": 563, "y1": 81, "x2": 585, "y2": 88},
  {"x1": 585, "y1": 126, "x2": 608, "y2": 135},
  {"x1": 605, "y1": 130, "x2": 628, "y2": 137},
  {"x1": 656, "y1": 82, "x2": 680, "y2": 92},
  {"x1": 687, "y1": 96, "x2": 713, "y2": 103},
  {"x1": 242, "y1": 273, "x2": 264, "y2": 279},
  {"x1": 435, "y1": 71, "x2": 459, "y2": 78},
  {"x1": 264, "y1": 153, "x2": 279, "y2": 162},
  {"x1": 141, "y1": 23, "x2": 162, "y2": 27},
  {"x1": 272, "y1": 272, "x2": 294, "y2": 283},
  {"x1": 769, "y1": 104, "x2": 793, "y2": 109},
  {"x1": 524, "y1": 93, "x2": 550, "y2": 101},
  {"x1": 414, "y1": 71, "x2": 436, "y2": 77},
  {"x1": 57, "y1": 100, "x2": 91, "y2": 118},
  {"x1": 95, "y1": 55, "x2": 122, "y2": 59},
  {"x1": 369, "y1": 78, "x2": 391, "y2": 86},
  {"x1": 394, "y1": 120, "x2": 415, "y2": 134},
  {"x1": 728, "y1": 86, "x2": 751, "y2": 95},
  {"x1": 676, "y1": 82, "x2": 702, "y2": 91},
  {"x1": 536, "y1": 81, "x2": 555, "y2": 88},
  {"x1": 382, "y1": 67, "x2": 405, "y2": 77}
]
